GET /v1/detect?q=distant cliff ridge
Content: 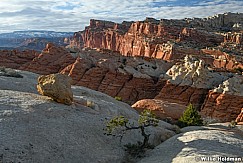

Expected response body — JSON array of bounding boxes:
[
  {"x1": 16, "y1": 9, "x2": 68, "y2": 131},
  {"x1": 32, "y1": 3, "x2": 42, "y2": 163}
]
[{"x1": 70, "y1": 12, "x2": 243, "y2": 68}]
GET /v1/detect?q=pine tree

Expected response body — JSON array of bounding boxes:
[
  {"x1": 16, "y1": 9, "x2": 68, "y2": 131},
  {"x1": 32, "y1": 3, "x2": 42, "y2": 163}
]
[{"x1": 177, "y1": 103, "x2": 203, "y2": 128}]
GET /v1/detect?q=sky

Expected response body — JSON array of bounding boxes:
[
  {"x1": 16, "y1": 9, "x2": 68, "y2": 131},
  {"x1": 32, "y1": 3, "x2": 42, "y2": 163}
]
[{"x1": 0, "y1": 0, "x2": 243, "y2": 33}]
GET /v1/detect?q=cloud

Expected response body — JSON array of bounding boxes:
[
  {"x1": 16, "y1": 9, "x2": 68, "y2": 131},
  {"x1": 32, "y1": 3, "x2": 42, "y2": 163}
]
[{"x1": 0, "y1": 0, "x2": 242, "y2": 33}]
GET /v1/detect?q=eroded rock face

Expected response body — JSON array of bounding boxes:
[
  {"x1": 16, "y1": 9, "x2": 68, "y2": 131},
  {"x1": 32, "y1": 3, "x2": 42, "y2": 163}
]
[
  {"x1": 155, "y1": 55, "x2": 229, "y2": 109},
  {"x1": 164, "y1": 55, "x2": 228, "y2": 89},
  {"x1": 132, "y1": 99, "x2": 186, "y2": 121},
  {"x1": 213, "y1": 75, "x2": 243, "y2": 96},
  {"x1": 201, "y1": 91, "x2": 243, "y2": 122},
  {"x1": 60, "y1": 49, "x2": 173, "y2": 104},
  {"x1": 37, "y1": 73, "x2": 73, "y2": 105},
  {"x1": 20, "y1": 43, "x2": 76, "y2": 74},
  {"x1": 0, "y1": 49, "x2": 37, "y2": 69},
  {"x1": 201, "y1": 76, "x2": 243, "y2": 122},
  {"x1": 236, "y1": 108, "x2": 243, "y2": 124},
  {"x1": 79, "y1": 17, "x2": 224, "y2": 61}
]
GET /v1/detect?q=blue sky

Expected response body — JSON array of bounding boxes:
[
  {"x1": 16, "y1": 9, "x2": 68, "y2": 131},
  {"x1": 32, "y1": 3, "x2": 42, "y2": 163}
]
[{"x1": 0, "y1": 0, "x2": 242, "y2": 33}]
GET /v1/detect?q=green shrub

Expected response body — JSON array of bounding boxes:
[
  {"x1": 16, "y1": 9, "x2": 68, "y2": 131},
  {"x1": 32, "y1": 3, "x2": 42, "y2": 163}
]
[
  {"x1": 114, "y1": 96, "x2": 122, "y2": 101},
  {"x1": 228, "y1": 120, "x2": 237, "y2": 128},
  {"x1": 177, "y1": 103, "x2": 203, "y2": 128}
]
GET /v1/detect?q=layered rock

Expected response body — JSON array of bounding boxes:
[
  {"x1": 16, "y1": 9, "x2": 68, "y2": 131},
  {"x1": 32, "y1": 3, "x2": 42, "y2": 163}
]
[
  {"x1": 0, "y1": 49, "x2": 37, "y2": 69},
  {"x1": 156, "y1": 55, "x2": 229, "y2": 108},
  {"x1": 19, "y1": 43, "x2": 76, "y2": 74},
  {"x1": 201, "y1": 76, "x2": 243, "y2": 121},
  {"x1": 224, "y1": 32, "x2": 243, "y2": 45},
  {"x1": 201, "y1": 49, "x2": 243, "y2": 70},
  {"x1": 132, "y1": 99, "x2": 186, "y2": 121},
  {"x1": 60, "y1": 49, "x2": 173, "y2": 104},
  {"x1": 37, "y1": 73, "x2": 73, "y2": 105},
  {"x1": 69, "y1": 13, "x2": 243, "y2": 74},
  {"x1": 80, "y1": 17, "x2": 224, "y2": 60},
  {"x1": 236, "y1": 108, "x2": 243, "y2": 124}
]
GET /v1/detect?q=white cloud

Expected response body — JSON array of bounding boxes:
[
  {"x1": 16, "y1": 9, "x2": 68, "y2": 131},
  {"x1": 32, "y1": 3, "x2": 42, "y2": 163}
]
[{"x1": 0, "y1": 0, "x2": 242, "y2": 33}]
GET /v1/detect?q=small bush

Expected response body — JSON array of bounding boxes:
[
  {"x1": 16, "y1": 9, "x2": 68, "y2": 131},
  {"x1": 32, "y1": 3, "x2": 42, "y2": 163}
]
[
  {"x1": 104, "y1": 109, "x2": 159, "y2": 158},
  {"x1": 228, "y1": 120, "x2": 237, "y2": 128},
  {"x1": 114, "y1": 96, "x2": 122, "y2": 101},
  {"x1": 177, "y1": 103, "x2": 203, "y2": 128}
]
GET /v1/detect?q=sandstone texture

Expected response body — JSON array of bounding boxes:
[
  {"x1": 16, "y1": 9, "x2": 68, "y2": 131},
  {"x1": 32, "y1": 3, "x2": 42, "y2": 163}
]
[
  {"x1": 37, "y1": 73, "x2": 73, "y2": 105},
  {"x1": 69, "y1": 12, "x2": 243, "y2": 72},
  {"x1": 20, "y1": 43, "x2": 76, "y2": 74},
  {"x1": 201, "y1": 76, "x2": 243, "y2": 122},
  {"x1": 236, "y1": 108, "x2": 243, "y2": 124},
  {"x1": 0, "y1": 44, "x2": 173, "y2": 104},
  {"x1": 164, "y1": 55, "x2": 228, "y2": 89},
  {"x1": 0, "y1": 69, "x2": 177, "y2": 163},
  {"x1": 0, "y1": 49, "x2": 37, "y2": 69},
  {"x1": 60, "y1": 48, "x2": 173, "y2": 104},
  {"x1": 155, "y1": 55, "x2": 229, "y2": 109},
  {"x1": 139, "y1": 124, "x2": 243, "y2": 163},
  {"x1": 132, "y1": 99, "x2": 186, "y2": 121}
]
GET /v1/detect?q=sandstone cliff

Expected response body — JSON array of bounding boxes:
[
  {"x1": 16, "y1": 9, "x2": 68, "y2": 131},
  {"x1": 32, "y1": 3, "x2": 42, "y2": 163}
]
[{"x1": 70, "y1": 13, "x2": 243, "y2": 73}]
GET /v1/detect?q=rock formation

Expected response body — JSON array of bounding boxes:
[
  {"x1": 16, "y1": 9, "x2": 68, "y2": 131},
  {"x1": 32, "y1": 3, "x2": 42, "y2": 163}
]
[
  {"x1": 37, "y1": 73, "x2": 73, "y2": 105},
  {"x1": 19, "y1": 43, "x2": 76, "y2": 74},
  {"x1": 236, "y1": 108, "x2": 243, "y2": 124},
  {"x1": 155, "y1": 55, "x2": 229, "y2": 109},
  {"x1": 60, "y1": 48, "x2": 173, "y2": 104},
  {"x1": 132, "y1": 99, "x2": 186, "y2": 121},
  {"x1": 0, "y1": 49, "x2": 37, "y2": 69},
  {"x1": 201, "y1": 76, "x2": 243, "y2": 121},
  {"x1": 69, "y1": 13, "x2": 243, "y2": 73},
  {"x1": 80, "y1": 18, "x2": 224, "y2": 60}
]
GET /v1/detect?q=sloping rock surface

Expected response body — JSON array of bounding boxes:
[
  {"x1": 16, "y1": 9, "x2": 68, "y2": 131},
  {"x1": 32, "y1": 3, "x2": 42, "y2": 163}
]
[
  {"x1": 0, "y1": 69, "x2": 176, "y2": 163},
  {"x1": 139, "y1": 124, "x2": 243, "y2": 163}
]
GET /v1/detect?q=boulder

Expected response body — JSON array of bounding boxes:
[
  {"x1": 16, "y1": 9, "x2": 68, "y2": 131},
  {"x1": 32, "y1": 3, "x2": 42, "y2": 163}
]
[
  {"x1": 132, "y1": 99, "x2": 186, "y2": 121},
  {"x1": 37, "y1": 73, "x2": 73, "y2": 105}
]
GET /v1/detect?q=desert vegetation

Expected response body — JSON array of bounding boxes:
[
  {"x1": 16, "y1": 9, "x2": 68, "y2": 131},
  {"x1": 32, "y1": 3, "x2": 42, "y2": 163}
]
[
  {"x1": 104, "y1": 109, "x2": 159, "y2": 158},
  {"x1": 176, "y1": 103, "x2": 203, "y2": 128}
]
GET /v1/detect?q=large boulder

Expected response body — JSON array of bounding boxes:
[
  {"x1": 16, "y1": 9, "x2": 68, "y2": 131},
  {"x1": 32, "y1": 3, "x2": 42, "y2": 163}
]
[
  {"x1": 37, "y1": 73, "x2": 73, "y2": 105},
  {"x1": 132, "y1": 99, "x2": 186, "y2": 122}
]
